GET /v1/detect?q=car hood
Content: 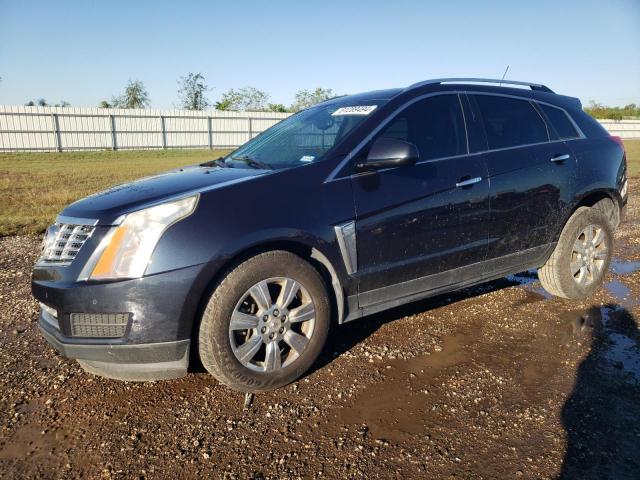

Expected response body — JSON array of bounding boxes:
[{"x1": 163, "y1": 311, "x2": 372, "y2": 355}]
[{"x1": 61, "y1": 165, "x2": 266, "y2": 224}]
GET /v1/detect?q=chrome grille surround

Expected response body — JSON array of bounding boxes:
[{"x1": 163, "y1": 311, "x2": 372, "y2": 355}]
[
  {"x1": 70, "y1": 313, "x2": 130, "y2": 338},
  {"x1": 38, "y1": 216, "x2": 98, "y2": 265}
]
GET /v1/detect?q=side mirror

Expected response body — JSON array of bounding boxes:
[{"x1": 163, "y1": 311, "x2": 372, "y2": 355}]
[{"x1": 357, "y1": 137, "x2": 419, "y2": 171}]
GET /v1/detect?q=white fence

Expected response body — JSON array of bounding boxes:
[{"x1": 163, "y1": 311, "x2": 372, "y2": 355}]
[
  {"x1": 0, "y1": 105, "x2": 638, "y2": 153},
  {"x1": 596, "y1": 120, "x2": 640, "y2": 139},
  {"x1": 0, "y1": 105, "x2": 291, "y2": 152}
]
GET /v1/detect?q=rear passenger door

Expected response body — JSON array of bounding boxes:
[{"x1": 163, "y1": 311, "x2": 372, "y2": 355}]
[{"x1": 468, "y1": 93, "x2": 578, "y2": 260}]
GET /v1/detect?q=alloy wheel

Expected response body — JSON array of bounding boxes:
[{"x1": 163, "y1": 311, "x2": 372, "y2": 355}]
[
  {"x1": 228, "y1": 277, "x2": 316, "y2": 372},
  {"x1": 570, "y1": 224, "x2": 608, "y2": 286}
]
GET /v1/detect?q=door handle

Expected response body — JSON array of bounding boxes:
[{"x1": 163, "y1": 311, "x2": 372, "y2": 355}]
[
  {"x1": 455, "y1": 176, "x2": 482, "y2": 188},
  {"x1": 550, "y1": 154, "x2": 571, "y2": 163}
]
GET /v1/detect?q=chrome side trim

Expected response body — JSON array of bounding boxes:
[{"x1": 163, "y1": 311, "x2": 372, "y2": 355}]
[
  {"x1": 334, "y1": 221, "x2": 357, "y2": 275},
  {"x1": 55, "y1": 215, "x2": 99, "y2": 226},
  {"x1": 455, "y1": 176, "x2": 482, "y2": 188},
  {"x1": 324, "y1": 90, "x2": 585, "y2": 183}
]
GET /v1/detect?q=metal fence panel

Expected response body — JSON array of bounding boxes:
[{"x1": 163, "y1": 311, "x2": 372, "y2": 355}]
[
  {"x1": 0, "y1": 105, "x2": 638, "y2": 152},
  {"x1": 0, "y1": 105, "x2": 291, "y2": 152},
  {"x1": 597, "y1": 120, "x2": 640, "y2": 139}
]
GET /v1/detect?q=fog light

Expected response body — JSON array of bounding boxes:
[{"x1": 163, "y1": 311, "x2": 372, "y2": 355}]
[{"x1": 39, "y1": 302, "x2": 59, "y2": 330}]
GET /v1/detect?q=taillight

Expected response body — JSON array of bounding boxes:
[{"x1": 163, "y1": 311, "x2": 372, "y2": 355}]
[{"x1": 610, "y1": 135, "x2": 625, "y2": 151}]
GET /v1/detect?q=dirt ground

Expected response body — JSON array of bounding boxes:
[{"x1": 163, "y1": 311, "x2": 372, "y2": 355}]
[{"x1": 1, "y1": 182, "x2": 639, "y2": 479}]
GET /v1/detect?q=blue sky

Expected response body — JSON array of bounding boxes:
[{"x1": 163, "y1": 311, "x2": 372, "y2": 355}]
[{"x1": 0, "y1": 0, "x2": 638, "y2": 108}]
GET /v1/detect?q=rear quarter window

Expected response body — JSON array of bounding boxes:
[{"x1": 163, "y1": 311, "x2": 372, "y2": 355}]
[
  {"x1": 473, "y1": 95, "x2": 549, "y2": 150},
  {"x1": 539, "y1": 104, "x2": 580, "y2": 139},
  {"x1": 571, "y1": 108, "x2": 610, "y2": 138}
]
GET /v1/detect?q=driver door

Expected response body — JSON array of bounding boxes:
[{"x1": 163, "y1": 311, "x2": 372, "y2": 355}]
[{"x1": 351, "y1": 94, "x2": 490, "y2": 308}]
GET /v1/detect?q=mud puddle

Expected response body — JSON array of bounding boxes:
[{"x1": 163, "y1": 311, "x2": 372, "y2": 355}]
[
  {"x1": 333, "y1": 333, "x2": 471, "y2": 443},
  {"x1": 333, "y1": 294, "x2": 639, "y2": 446},
  {"x1": 559, "y1": 305, "x2": 640, "y2": 384},
  {"x1": 610, "y1": 258, "x2": 640, "y2": 275},
  {"x1": 506, "y1": 270, "x2": 554, "y2": 300},
  {"x1": 331, "y1": 312, "x2": 590, "y2": 445}
]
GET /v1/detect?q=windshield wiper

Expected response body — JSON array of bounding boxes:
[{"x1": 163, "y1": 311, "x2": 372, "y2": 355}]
[
  {"x1": 231, "y1": 155, "x2": 272, "y2": 170},
  {"x1": 199, "y1": 157, "x2": 229, "y2": 168}
]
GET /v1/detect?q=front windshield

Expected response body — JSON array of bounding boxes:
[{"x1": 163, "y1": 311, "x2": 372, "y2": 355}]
[{"x1": 227, "y1": 102, "x2": 383, "y2": 169}]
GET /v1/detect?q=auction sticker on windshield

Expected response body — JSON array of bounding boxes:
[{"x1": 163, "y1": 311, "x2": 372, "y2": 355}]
[{"x1": 332, "y1": 105, "x2": 377, "y2": 116}]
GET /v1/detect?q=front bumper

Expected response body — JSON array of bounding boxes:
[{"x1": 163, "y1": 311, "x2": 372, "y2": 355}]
[
  {"x1": 39, "y1": 322, "x2": 189, "y2": 380},
  {"x1": 33, "y1": 262, "x2": 207, "y2": 381}
]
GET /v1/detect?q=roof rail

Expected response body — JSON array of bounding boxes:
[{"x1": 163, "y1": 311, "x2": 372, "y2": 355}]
[{"x1": 408, "y1": 78, "x2": 554, "y2": 93}]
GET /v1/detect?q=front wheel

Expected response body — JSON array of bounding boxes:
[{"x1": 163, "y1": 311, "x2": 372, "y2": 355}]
[
  {"x1": 198, "y1": 251, "x2": 330, "y2": 392},
  {"x1": 538, "y1": 207, "x2": 613, "y2": 299}
]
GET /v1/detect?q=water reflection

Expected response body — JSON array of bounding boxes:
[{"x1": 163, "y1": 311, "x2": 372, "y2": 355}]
[{"x1": 560, "y1": 305, "x2": 640, "y2": 479}]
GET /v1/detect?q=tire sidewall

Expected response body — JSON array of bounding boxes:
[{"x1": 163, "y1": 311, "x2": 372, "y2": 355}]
[
  {"x1": 555, "y1": 207, "x2": 613, "y2": 299},
  {"x1": 199, "y1": 252, "x2": 330, "y2": 391}
]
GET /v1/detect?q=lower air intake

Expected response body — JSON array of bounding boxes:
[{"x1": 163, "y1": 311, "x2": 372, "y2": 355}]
[{"x1": 70, "y1": 313, "x2": 130, "y2": 338}]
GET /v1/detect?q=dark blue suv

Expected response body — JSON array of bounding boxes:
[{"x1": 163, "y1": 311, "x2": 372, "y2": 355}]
[{"x1": 32, "y1": 78, "x2": 628, "y2": 392}]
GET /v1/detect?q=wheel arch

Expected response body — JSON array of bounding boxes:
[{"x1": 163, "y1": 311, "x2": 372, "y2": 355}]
[
  {"x1": 189, "y1": 239, "x2": 346, "y2": 360},
  {"x1": 553, "y1": 188, "x2": 621, "y2": 243}
]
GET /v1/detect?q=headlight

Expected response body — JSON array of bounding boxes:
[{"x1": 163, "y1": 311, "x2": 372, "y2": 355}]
[{"x1": 88, "y1": 195, "x2": 198, "y2": 280}]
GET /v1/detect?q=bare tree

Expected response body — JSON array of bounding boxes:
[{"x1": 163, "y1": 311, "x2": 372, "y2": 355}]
[
  {"x1": 112, "y1": 80, "x2": 150, "y2": 109},
  {"x1": 178, "y1": 73, "x2": 210, "y2": 110},
  {"x1": 215, "y1": 87, "x2": 269, "y2": 111},
  {"x1": 290, "y1": 87, "x2": 336, "y2": 112}
]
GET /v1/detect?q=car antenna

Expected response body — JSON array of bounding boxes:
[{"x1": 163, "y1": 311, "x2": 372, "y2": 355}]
[{"x1": 499, "y1": 65, "x2": 510, "y2": 86}]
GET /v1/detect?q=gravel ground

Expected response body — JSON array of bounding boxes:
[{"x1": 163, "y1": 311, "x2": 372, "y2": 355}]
[{"x1": 1, "y1": 181, "x2": 639, "y2": 479}]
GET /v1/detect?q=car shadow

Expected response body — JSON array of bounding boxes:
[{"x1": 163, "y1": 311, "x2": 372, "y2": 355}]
[
  {"x1": 307, "y1": 276, "x2": 520, "y2": 376},
  {"x1": 558, "y1": 304, "x2": 640, "y2": 479}
]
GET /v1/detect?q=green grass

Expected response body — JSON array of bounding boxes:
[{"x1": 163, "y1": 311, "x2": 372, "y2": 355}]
[
  {"x1": 1, "y1": 140, "x2": 639, "y2": 237},
  {"x1": 624, "y1": 139, "x2": 640, "y2": 178},
  {"x1": 0, "y1": 149, "x2": 230, "y2": 236}
]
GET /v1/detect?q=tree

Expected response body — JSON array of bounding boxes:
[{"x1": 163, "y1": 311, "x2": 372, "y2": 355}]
[
  {"x1": 584, "y1": 100, "x2": 640, "y2": 120},
  {"x1": 98, "y1": 100, "x2": 112, "y2": 108},
  {"x1": 215, "y1": 87, "x2": 269, "y2": 111},
  {"x1": 112, "y1": 79, "x2": 150, "y2": 109},
  {"x1": 268, "y1": 103, "x2": 288, "y2": 113},
  {"x1": 290, "y1": 87, "x2": 336, "y2": 112},
  {"x1": 54, "y1": 101, "x2": 70, "y2": 107},
  {"x1": 178, "y1": 72, "x2": 210, "y2": 110},
  {"x1": 25, "y1": 98, "x2": 47, "y2": 106}
]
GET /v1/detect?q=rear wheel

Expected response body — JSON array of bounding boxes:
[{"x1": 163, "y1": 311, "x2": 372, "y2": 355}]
[
  {"x1": 538, "y1": 207, "x2": 613, "y2": 299},
  {"x1": 198, "y1": 251, "x2": 330, "y2": 392},
  {"x1": 592, "y1": 197, "x2": 620, "y2": 229}
]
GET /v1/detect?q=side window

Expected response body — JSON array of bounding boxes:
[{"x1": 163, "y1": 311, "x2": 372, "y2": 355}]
[
  {"x1": 540, "y1": 104, "x2": 580, "y2": 139},
  {"x1": 377, "y1": 95, "x2": 466, "y2": 160},
  {"x1": 473, "y1": 95, "x2": 548, "y2": 149}
]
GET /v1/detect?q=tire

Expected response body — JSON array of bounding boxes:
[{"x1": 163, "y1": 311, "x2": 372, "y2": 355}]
[
  {"x1": 592, "y1": 197, "x2": 620, "y2": 230},
  {"x1": 198, "y1": 251, "x2": 330, "y2": 392},
  {"x1": 538, "y1": 207, "x2": 613, "y2": 299}
]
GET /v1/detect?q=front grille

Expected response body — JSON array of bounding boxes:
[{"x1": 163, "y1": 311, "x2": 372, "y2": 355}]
[
  {"x1": 39, "y1": 222, "x2": 95, "y2": 264},
  {"x1": 70, "y1": 313, "x2": 130, "y2": 338}
]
